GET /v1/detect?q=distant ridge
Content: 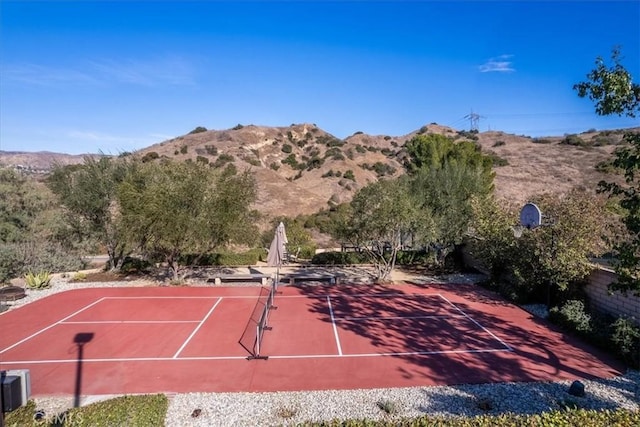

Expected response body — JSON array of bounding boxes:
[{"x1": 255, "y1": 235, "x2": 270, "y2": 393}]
[{"x1": 2, "y1": 124, "x2": 636, "y2": 219}]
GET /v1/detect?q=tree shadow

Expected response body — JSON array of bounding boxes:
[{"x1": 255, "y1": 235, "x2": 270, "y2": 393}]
[{"x1": 300, "y1": 279, "x2": 626, "y2": 388}]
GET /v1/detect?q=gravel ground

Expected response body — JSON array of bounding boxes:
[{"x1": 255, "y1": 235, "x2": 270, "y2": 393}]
[{"x1": 4, "y1": 274, "x2": 639, "y2": 426}]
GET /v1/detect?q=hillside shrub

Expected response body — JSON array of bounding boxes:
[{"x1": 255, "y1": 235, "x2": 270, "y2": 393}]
[
  {"x1": 196, "y1": 155, "x2": 209, "y2": 164},
  {"x1": 344, "y1": 170, "x2": 356, "y2": 181},
  {"x1": 232, "y1": 124, "x2": 244, "y2": 130},
  {"x1": 492, "y1": 140, "x2": 506, "y2": 147},
  {"x1": 561, "y1": 134, "x2": 592, "y2": 147},
  {"x1": 141, "y1": 151, "x2": 159, "y2": 163},
  {"x1": 270, "y1": 162, "x2": 280, "y2": 171},
  {"x1": 532, "y1": 138, "x2": 553, "y2": 144},
  {"x1": 213, "y1": 153, "x2": 234, "y2": 168},
  {"x1": 204, "y1": 145, "x2": 218, "y2": 156},
  {"x1": 188, "y1": 126, "x2": 207, "y2": 134},
  {"x1": 282, "y1": 144, "x2": 293, "y2": 154}
]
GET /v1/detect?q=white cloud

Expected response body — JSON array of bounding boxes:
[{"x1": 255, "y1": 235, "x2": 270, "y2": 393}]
[
  {"x1": 89, "y1": 56, "x2": 197, "y2": 86},
  {"x1": 1, "y1": 63, "x2": 99, "y2": 86},
  {"x1": 3, "y1": 55, "x2": 197, "y2": 87},
  {"x1": 479, "y1": 55, "x2": 515, "y2": 73}
]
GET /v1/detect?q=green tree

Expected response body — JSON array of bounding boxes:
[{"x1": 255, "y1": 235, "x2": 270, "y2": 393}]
[
  {"x1": 48, "y1": 156, "x2": 130, "y2": 270},
  {"x1": 334, "y1": 178, "x2": 417, "y2": 281},
  {"x1": 573, "y1": 47, "x2": 639, "y2": 118},
  {"x1": 575, "y1": 47, "x2": 640, "y2": 295},
  {"x1": 470, "y1": 190, "x2": 611, "y2": 304},
  {"x1": 1, "y1": 167, "x2": 82, "y2": 282},
  {"x1": 404, "y1": 134, "x2": 495, "y2": 263},
  {"x1": 117, "y1": 160, "x2": 257, "y2": 280}
]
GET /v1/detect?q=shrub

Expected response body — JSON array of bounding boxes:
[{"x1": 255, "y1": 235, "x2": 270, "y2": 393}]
[
  {"x1": 232, "y1": 124, "x2": 244, "y2": 130},
  {"x1": 213, "y1": 153, "x2": 234, "y2": 168},
  {"x1": 549, "y1": 300, "x2": 592, "y2": 334},
  {"x1": 492, "y1": 140, "x2": 506, "y2": 147},
  {"x1": 196, "y1": 155, "x2": 209, "y2": 164},
  {"x1": 561, "y1": 134, "x2": 592, "y2": 147},
  {"x1": 311, "y1": 251, "x2": 368, "y2": 265},
  {"x1": 532, "y1": 138, "x2": 553, "y2": 144},
  {"x1": 141, "y1": 151, "x2": 159, "y2": 163},
  {"x1": 24, "y1": 271, "x2": 52, "y2": 289},
  {"x1": 269, "y1": 162, "x2": 280, "y2": 171},
  {"x1": 72, "y1": 271, "x2": 87, "y2": 281},
  {"x1": 120, "y1": 256, "x2": 153, "y2": 274},
  {"x1": 180, "y1": 145, "x2": 188, "y2": 154},
  {"x1": 343, "y1": 170, "x2": 356, "y2": 181},
  {"x1": 610, "y1": 317, "x2": 640, "y2": 367},
  {"x1": 282, "y1": 144, "x2": 293, "y2": 154},
  {"x1": 204, "y1": 145, "x2": 218, "y2": 156},
  {"x1": 188, "y1": 126, "x2": 207, "y2": 134}
]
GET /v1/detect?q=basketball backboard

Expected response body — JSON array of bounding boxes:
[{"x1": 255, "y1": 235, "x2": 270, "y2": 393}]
[{"x1": 519, "y1": 202, "x2": 542, "y2": 229}]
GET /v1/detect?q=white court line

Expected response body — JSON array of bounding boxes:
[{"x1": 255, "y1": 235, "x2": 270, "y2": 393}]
[
  {"x1": 101, "y1": 296, "x2": 252, "y2": 300},
  {"x1": 0, "y1": 297, "x2": 107, "y2": 354},
  {"x1": 0, "y1": 347, "x2": 511, "y2": 365},
  {"x1": 279, "y1": 292, "x2": 442, "y2": 299},
  {"x1": 326, "y1": 296, "x2": 343, "y2": 356},
  {"x1": 172, "y1": 297, "x2": 223, "y2": 359},
  {"x1": 438, "y1": 294, "x2": 513, "y2": 351},
  {"x1": 337, "y1": 314, "x2": 466, "y2": 321},
  {"x1": 60, "y1": 320, "x2": 200, "y2": 324}
]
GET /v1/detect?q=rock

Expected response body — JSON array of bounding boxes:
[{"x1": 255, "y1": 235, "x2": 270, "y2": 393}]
[{"x1": 568, "y1": 380, "x2": 586, "y2": 397}]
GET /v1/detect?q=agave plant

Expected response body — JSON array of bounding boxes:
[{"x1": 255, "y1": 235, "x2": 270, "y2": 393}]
[{"x1": 24, "y1": 271, "x2": 52, "y2": 290}]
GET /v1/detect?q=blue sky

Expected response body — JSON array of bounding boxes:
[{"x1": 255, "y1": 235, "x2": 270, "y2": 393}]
[{"x1": 1, "y1": 1, "x2": 639, "y2": 155}]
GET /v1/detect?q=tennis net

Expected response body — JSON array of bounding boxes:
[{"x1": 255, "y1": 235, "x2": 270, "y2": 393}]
[{"x1": 239, "y1": 282, "x2": 276, "y2": 359}]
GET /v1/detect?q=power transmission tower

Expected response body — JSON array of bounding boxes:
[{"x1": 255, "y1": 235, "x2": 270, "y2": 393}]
[{"x1": 464, "y1": 110, "x2": 486, "y2": 132}]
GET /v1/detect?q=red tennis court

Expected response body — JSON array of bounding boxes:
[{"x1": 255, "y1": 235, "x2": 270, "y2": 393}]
[{"x1": 0, "y1": 281, "x2": 624, "y2": 397}]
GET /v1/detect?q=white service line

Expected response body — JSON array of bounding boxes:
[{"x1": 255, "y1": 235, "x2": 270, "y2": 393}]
[
  {"x1": 438, "y1": 294, "x2": 513, "y2": 351},
  {"x1": 0, "y1": 297, "x2": 107, "y2": 354},
  {"x1": 327, "y1": 295, "x2": 343, "y2": 356},
  {"x1": 172, "y1": 297, "x2": 223, "y2": 359}
]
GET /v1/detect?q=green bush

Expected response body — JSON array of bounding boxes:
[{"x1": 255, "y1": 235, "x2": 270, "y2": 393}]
[
  {"x1": 232, "y1": 124, "x2": 244, "y2": 130},
  {"x1": 532, "y1": 137, "x2": 553, "y2": 144},
  {"x1": 24, "y1": 271, "x2": 52, "y2": 289},
  {"x1": 395, "y1": 250, "x2": 434, "y2": 266},
  {"x1": 282, "y1": 143, "x2": 293, "y2": 154},
  {"x1": 311, "y1": 251, "x2": 368, "y2": 265},
  {"x1": 343, "y1": 170, "x2": 356, "y2": 181},
  {"x1": 610, "y1": 316, "x2": 640, "y2": 367},
  {"x1": 120, "y1": 256, "x2": 153, "y2": 274},
  {"x1": 549, "y1": 299, "x2": 592, "y2": 334},
  {"x1": 181, "y1": 250, "x2": 261, "y2": 266}
]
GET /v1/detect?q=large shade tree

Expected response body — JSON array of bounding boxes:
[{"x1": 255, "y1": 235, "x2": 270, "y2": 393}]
[
  {"x1": 335, "y1": 177, "x2": 418, "y2": 281},
  {"x1": 575, "y1": 47, "x2": 640, "y2": 296},
  {"x1": 48, "y1": 156, "x2": 130, "y2": 270},
  {"x1": 405, "y1": 133, "x2": 495, "y2": 263},
  {"x1": 117, "y1": 160, "x2": 258, "y2": 280}
]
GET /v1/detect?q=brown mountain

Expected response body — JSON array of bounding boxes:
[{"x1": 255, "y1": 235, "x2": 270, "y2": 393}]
[{"x1": 1, "y1": 124, "x2": 634, "y2": 219}]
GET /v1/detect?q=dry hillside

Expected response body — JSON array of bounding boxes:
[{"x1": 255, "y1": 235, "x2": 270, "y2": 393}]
[{"x1": 2, "y1": 124, "x2": 636, "y2": 220}]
